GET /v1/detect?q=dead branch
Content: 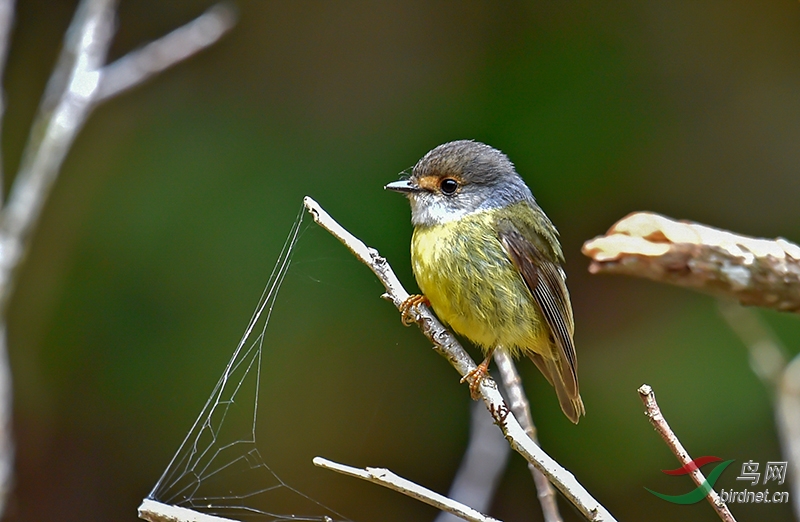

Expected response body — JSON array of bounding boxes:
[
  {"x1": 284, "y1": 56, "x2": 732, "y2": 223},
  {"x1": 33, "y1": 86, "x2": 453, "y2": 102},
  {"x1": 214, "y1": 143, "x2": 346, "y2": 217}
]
[
  {"x1": 638, "y1": 384, "x2": 736, "y2": 522},
  {"x1": 583, "y1": 212, "x2": 800, "y2": 313}
]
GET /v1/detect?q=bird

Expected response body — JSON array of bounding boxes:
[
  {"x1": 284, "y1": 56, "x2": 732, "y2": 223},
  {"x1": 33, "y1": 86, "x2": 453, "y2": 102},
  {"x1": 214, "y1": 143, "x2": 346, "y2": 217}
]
[{"x1": 385, "y1": 140, "x2": 584, "y2": 423}]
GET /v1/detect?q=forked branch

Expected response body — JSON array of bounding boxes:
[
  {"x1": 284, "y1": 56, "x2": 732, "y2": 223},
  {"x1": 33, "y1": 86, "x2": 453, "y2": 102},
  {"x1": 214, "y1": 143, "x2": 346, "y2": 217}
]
[
  {"x1": 0, "y1": 1, "x2": 234, "y2": 520},
  {"x1": 493, "y1": 351, "x2": 561, "y2": 522},
  {"x1": 303, "y1": 196, "x2": 615, "y2": 522},
  {"x1": 583, "y1": 212, "x2": 800, "y2": 313}
]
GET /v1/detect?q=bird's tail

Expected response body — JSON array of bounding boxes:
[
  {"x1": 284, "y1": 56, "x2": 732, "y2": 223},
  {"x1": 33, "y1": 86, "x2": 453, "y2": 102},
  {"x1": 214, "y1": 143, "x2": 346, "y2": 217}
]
[{"x1": 528, "y1": 352, "x2": 585, "y2": 424}]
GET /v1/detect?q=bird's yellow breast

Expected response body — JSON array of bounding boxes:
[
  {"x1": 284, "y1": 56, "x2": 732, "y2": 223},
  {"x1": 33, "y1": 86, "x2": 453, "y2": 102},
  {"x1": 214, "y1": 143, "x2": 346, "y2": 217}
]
[{"x1": 410, "y1": 207, "x2": 552, "y2": 358}]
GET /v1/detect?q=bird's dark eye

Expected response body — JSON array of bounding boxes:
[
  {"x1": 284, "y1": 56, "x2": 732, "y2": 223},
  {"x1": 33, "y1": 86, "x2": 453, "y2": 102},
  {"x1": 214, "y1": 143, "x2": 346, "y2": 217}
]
[{"x1": 440, "y1": 178, "x2": 459, "y2": 195}]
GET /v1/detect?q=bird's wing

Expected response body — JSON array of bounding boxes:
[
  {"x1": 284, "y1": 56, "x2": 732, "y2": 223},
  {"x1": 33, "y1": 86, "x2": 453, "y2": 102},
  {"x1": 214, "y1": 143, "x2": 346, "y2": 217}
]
[{"x1": 497, "y1": 219, "x2": 578, "y2": 399}]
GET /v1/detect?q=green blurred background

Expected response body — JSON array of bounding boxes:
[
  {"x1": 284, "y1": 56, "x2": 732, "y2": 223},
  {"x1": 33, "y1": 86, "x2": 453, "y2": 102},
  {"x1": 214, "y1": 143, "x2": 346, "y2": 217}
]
[{"x1": 5, "y1": 1, "x2": 800, "y2": 520}]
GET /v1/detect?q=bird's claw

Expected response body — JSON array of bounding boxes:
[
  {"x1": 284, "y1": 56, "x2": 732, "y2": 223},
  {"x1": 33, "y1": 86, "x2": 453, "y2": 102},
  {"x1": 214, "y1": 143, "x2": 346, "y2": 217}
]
[
  {"x1": 399, "y1": 294, "x2": 430, "y2": 325},
  {"x1": 461, "y1": 359, "x2": 491, "y2": 400}
]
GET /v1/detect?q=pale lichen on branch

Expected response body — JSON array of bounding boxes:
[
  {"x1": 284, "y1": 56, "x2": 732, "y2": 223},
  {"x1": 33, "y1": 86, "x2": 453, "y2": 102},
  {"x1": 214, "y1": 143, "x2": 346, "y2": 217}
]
[{"x1": 583, "y1": 212, "x2": 800, "y2": 312}]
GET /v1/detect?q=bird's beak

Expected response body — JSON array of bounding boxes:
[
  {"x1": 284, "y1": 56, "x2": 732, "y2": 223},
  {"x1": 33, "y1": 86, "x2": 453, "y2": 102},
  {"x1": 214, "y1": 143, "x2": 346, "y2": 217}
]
[{"x1": 384, "y1": 179, "x2": 417, "y2": 193}]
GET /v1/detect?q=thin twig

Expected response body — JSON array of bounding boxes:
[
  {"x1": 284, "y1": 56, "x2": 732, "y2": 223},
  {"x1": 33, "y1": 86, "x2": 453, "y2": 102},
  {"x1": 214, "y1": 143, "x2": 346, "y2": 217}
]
[
  {"x1": 494, "y1": 351, "x2": 562, "y2": 522},
  {"x1": 582, "y1": 212, "x2": 800, "y2": 313},
  {"x1": 586, "y1": 213, "x2": 799, "y2": 518},
  {"x1": 96, "y1": 3, "x2": 236, "y2": 102},
  {"x1": 304, "y1": 196, "x2": 615, "y2": 522},
  {"x1": 434, "y1": 401, "x2": 510, "y2": 522},
  {"x1": 637, "y1": 384, "x2": 736, "y2": 522},
  {"x1": 313, "y1": 457, "x2": 502, "y2": 522},
  {"x1": 138, "y1": 499, "x2": 238, "y2": 522}
]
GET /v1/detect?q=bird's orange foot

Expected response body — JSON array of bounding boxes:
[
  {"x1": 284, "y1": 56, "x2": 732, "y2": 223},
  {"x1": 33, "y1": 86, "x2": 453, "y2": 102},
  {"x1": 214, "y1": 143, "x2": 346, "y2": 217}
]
[
  {"x1": 460, "y1": 359, "x2": 491, "y2": 400},
  {"x1": 399, "y1": 294, "x2": 430, "y2": 326}
]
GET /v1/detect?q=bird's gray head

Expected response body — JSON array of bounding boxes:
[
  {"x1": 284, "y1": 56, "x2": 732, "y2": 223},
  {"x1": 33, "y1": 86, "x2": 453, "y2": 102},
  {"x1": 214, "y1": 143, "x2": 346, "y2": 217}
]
[{"x1": 385, "y1": 140, "x2": 535, "y2": 227}]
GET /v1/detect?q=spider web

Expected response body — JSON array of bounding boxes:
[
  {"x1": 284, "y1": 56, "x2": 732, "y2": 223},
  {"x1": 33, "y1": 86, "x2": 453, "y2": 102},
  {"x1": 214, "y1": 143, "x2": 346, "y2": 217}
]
[{"x1": 147, "y1": 208, "x2": 351, "y2": 522}]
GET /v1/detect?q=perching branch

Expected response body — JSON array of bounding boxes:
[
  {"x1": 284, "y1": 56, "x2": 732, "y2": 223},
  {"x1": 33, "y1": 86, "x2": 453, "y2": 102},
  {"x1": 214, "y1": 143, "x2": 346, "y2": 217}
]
[
  {"x1": 436, "y1": 356, "x2": 557, "y2": 522},
  {"x1": 303, "y1": 196, "x2": 616, "y2": 522},
  {"x1": 493, "y1": 351, "x2": 562, "y2": 522},
  {"x1": 313, "y1": 457, "x2": 501, "y2": 522},
  {"x1": 582, "y1": 212, "x2": 800, "y2": 313},
  {"x1": 433, "y1": 401, "x2": 510, "y2": 522},
  {"x1": 638, "y1": 384, "x2": 736, "y2": 522}
]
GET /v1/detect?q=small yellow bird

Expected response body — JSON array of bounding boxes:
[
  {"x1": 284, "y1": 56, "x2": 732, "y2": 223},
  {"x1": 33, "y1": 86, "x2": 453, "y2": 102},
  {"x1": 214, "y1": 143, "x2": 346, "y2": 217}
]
[{"x1": 385, "y1": 140, "x2": 584, "y2": 423}]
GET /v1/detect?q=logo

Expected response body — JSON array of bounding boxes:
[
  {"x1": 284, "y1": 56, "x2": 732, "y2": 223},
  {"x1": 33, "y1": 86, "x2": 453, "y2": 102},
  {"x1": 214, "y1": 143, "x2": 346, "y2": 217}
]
[
  {"x1": 645, "y1": 456, "x2": 734, "y2": 504},
  {"x1": 646, "y1": 457, "x2": 790, "y2": 505}
]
